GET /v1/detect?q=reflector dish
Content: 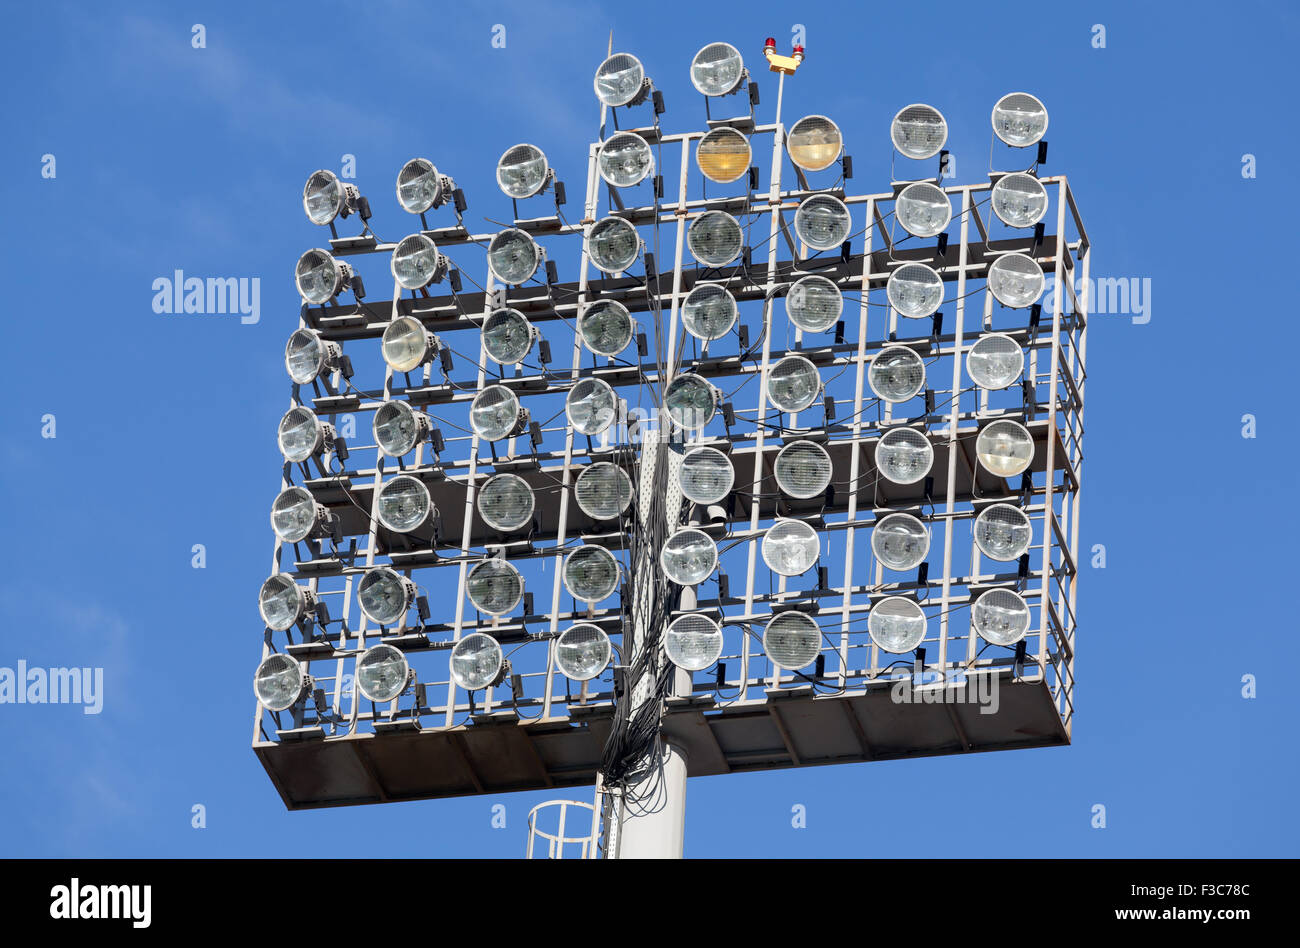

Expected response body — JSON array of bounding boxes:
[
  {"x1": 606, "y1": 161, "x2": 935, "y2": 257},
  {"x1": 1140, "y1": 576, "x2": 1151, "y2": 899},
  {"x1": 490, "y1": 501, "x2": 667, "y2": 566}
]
[
  {"x1": 588, "y1": 216, "x2": 640, "y2": 274},
  {"x1": 690, "y1": 42, "x2": 745, "y2": 96},
  {"x1": 774, "y1": 440, "x2": 832, "y2": 499},
  {"x1": 258, "y1": 574, "x2": 308, "y2": 631},
  {"x1": 574, "y1": 462, "x2": 633, "y2": 520},
  {"x1": 887, "y1": 263, "x2": 943, "y2": 318},
  {"x1": 382, "y1": 316, "x2": 436, "y2": 373},
  {"x1": 563, "y1": 545, "x2": 620, "y2": 603},
  {"x1": 696, "y1": 127, "x2": 751, "y2": 183},
  {"x1": 477, "y1": 473, "x2": 535, "y2": 533},
  {"x1": 665, "y1": 614, "x2": 723, "y2": 671},
  {"x1": 681, "y1": 283, "x2": 738, "y2": 340},
  {"x1": 874, "y1": 427, "x2": 933, "y2": 484},
  {"x1": 376, "y1": 475, "x2": 431, "y2": 533},
  {"x1": 496, "y1": 143, "x2": 549, "y2": 199},
  {"x1": 763, "y1": 612, "x2": 822, "y2": 670},
  {"x1": 396, "y1": 158, "x2": 444, "y2": 214},
  {"x1": 466, "y1": 558, "x2": 524, "y2": 616},
  {"x1": 787, "y1": 115, "x2": 842, "y2": 171},
  {"x1": 303, "y1": 170, "x2": 345, "y2": 225},
  {"x1": 762, "y1": 519, "x2": 820, "y2": 576},
  {"x1": 966, "y1": 333, "x2": 1024, "y2": 390},
  {"x1": 295, "y1": 248, "x2": 344, "y2": 304},
  {"x1": 991, "y1": 92, "x2": 1048, "y2": 147},
  {"x1": 687, "y1": 211, "x2": 743, "y2": 268},
  {"x1": 373, "y1": 400, "x2": 427, "y2": 458},
  {"x1": 556, "y1": 624, "x2": 612, "y2": 681},
  {"x1": 767, "y1": 355, "x2": 821, "y2": 413},
  {"x1": 990, "y1": 173, "x2": 1048, "y2": 228},
  {"x1": 357, "y1": 567, "x2": 413, "y2": 626},
  {"x1": 660, "y1": 528, "x2": 717, "y2": 586},
  {"x1": 987, "y1": 252, "x2": 1044, "y2": 308},
  {"x1": 679, "y1": 447, "x2": 734, "y2": 505},
  {"x1": 974, "y1": 503, "x2": 1033, "y2": 561},
  {"x1": 488, "y1": 228, "x2": 541, "y2": 285},
  {"x1": 871, "y1": 513, "x2": 929, "y2": 571},
  {"x1": 391, "y1": 234, "x2": 444, "y2": 290},
  {"x1": 794, "y1": 194, "x2": 851, "y2": 251},
  {"x1": 890, "y1": 104, "x2": 947, "y2": 159},
  {"x1": 663, "y1": 374, "x2": 718, "y2": 431},
  {"x1": 868, "y1": 597, "x2": 927, "y2": 653},
  {"x1": 482, "y1": 308, "x2": 537, "y2": 365},
  {"x1": 598, "y1": 132, "x2": 654, "y2": 188},
  {"x1": 255, "y1": 654, "x2": 306, "y2": 712},
  {"x1": 975, "y1": 420, "x2": 1034, "y2": 477},
  {"x1": 566, "y1": 377, "x2": 618, "y2": 435},
  {"x1": 785, "y1": 275, "x2": 842, "y2": 332},
  {"x1": 578, "y1": 300, "x2": 635, "y2": 356},
  {"x1": 270, "y1": 486, "x2": 321, "y2": 543},
  {"x1": 277, "y1": 406, "x2": 326, "y2": 462},
  {"x1": 470, "y1": 385, "x2": 524, "y2": 442},
  {"x1": 594, "y1": 53, "x2": 645, "y2": 107},
  {"x1": 895, "y1": 182, "x2": 952, "y2": 238},
  {"x1": 357, "y1": 644, "x2": 410, "y2": 703},
  {"x1": 868, "y1": 346, "x2": 926, "y2": 403},
  {"x1": 972, "y1": 588, "x2": 1032, "y2": 646},
  {"x1": 450, "y1": 633, "x2": 503, "y2": 691}
]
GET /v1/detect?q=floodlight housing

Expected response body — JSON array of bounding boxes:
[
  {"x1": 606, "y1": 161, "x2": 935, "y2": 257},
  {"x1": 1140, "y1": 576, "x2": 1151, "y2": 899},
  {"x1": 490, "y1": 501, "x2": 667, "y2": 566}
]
[
  {"x1": 976, "y1": 420, "x2": 1034, "y2": 477},
  {"x1": 357, "y1": 567, "x2": 417, "y2": 627},
  {"x1": 594, "y1": 52, "x2": 647, "y2": 108},
  {"x1": 987, "y1": 252, "x2": 1045, "y2": 308},
  {"x1": 868, "y1": 596, "x2": 927, "y2": 653},
  {"x1": 785, "y1": 275, "x2": 843, "y2": 333},
  {"x1": 762, "y1": 519, "x2": 820, "y2": 576},
  {"x1": 373, "y1": 400, "x2": 431, "y2": 458},
  {"x1": 696, "y1": 127, "x2": 751, "y2": 183},
  {"x1": 664, "y1": 614, "x2": 723, "y2": 671},
  {"x1": 974, "y1": 503, "x2": 1033, "y2": 561},
  {"x1": 794, "y1": 194, "x2": 852, "y2": 251},
  {"x1": 356, "y1": 644, "x2": 411, "y2": 703},
  {"x1": 295, "y1": 248, "x2": 352, "y2": 304},
  {"x1": 466, "y1": 558, "x2": 524, "y2": 616},
  {"x1": 875, "y1": 427, "x2": 933, "y2": 484},
  {"x1": 477, "y1": 473, "x2": 535, "y2": 533},
  {"x1": 258, "y1": 574, "x2": 317, "y2": 631},
  {"x1": 566, "y1": 377, "x2": 618, "y2": 435},
  {"x1": 679, "y1": 446, "x2": 734, "y2": 505},
  {"x1": 574, "y1": 462, "x2": 633, "y2": 520},
  {"x1": 470, "y1": 385, "x2": 528, "y2": 442},
  {"x1": 660, "y1": 528, "x2": 718, "y2": 586},
  {"x1": 681, "y1": 283, "x2": 738, "y2": 340},
  {"x1": 488, "y1": 228, "x2": 542, "y2": 285},
  {"x1": 496, "y1": 144, "x2": 549, "y2": 199},
  {"x1": 284, "y1": 328, "x2": 340, "y2": 385},
  {"x1": 482, "y1": 308, "x2": 538, "y2": 365},
  {"x1": 555, "y1": 624, "x2": 612, "y2": 681},
  {"x1": 690, "y1": 42, "x2": 745, "y2": 96},
  {"x1": 303, "y1": 169, "x2": 357, "y2": 226},
  {"x1": 868, "y1": 346, "x2": 926, "y2": 403},
  {"x1": 450, "y1": 633, "x2": 504, "y2": 691},
  {"x1": 990, "y1": 173, "x2": 1048, "y2": 228},
  {"x1": 767, "y1": 355, "x2": 822, "y2": 413},
  {"x1": 895, "y1": 182, "x2": 952, "y2": 238},
  {"x1": 577, "y1": 300, "x2": 634, "y2": 356},
  {"x1": 991, "y1": 92, "x2": 1049, "y2": 148},
  {"x1": 890, "y1": 104, "x2": 948, "y2": 160},
  {"x1": 774, "y1": 440, "x2": 832, "y2": 499},
  {"x1": 972, "y1": 588, "x2": 1032, "y2": 646},
  {"x1": 376, "y1": 475, "x2": 433, "y2": 533},
  {"x1": 277, "y1": 406, "x2": 333, "y2": 463},
  {"x1": 563, "y1": 544, "x2": 621, "y2": 603},
  {"x1": 787, "y1": 115, "x2": 842, "y2": 172},
  {"x1": 254, "y1": 653, "x2": 309, "y2": 712},
  {"x1": 871, "y1": 512, "x2": 930, "y2": 571},
  {"x1": 887, "y1": 263, "x2": 943, "y2": 318},
  {"x1": 270, "y1": 486, "x2": 329, "y2": 544},
  {"x1": 587, "y1": 216, "x2": 641, "y2": 274},
  {"x1": 598, "y1": 132, "x2": 654, "y2": 188},
  {"x1": 966, "y1": 333, "x2": 1024, "y2": 390},
  {"x1": 762, "y1": 611, "x2": 821, "y2": 670},
  {"x1": 687, "y1": 211, "x2": 743, "y2": 268},
  {"x1": 391, "y1": 234, "x2": 447, "y2": 291},
  {"x1": 663, "y1": 374, "x2": 719, "y2": 431},
  {"x1": 382, "y1": 316, "x2": 440, "y2": 373},
  {"x1": 396, "y1": 158, "x2": 453, "y2": 214}
]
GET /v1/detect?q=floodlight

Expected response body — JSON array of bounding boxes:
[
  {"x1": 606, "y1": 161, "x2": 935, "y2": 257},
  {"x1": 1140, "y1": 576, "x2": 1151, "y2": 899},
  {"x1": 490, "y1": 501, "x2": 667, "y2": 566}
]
[
  {"x1": 254, "y1": 654, "x2": 308, "y2": 712},
  {"x1": 690, "y1": 42, "x2": 745, "y2": 96},
  {"x1": 679, "y1": 446, "x2": 734, "y2": 505},
  {"x1": 587, "y1": 216, "x2": 640, "y2": 274},
  {"x1": 762, "y1": 612, "x2": 821, "y2": 670},
  {"x1": 470, "y1": 385, "x2": 527, "y2": 441},
  {"x1": 868, "y1": 346, "x2": 926, "y2": 403},
  {"x1": 357, "y1": 567, "x2": 417, "y2": 626},
  {"x1": 660, "y1": 528, "x2": 717, "y2": 586},
  {"x1": 372, "y1": 400, "x2": 431, "y2": 457},
  {"x1": 794, "y1": 194, "x2": 852, "y2": 251},
  {"x1": 871, "y1": 513, "x2": 929, "y2": 571},
  {"x1": 895, "y1": 182, "x2": 952, "y2": 238},
  {"x1": 466, "y1": 558, "x2": 524, "y2": 616},
  {"x1": 258, "y1": 574, "x2": 316, "y2": 631},
  {"x1": 270, "y1": 486, "x2": 328, "y2": 543},
  {"x1": 594, "y1": 52, "x2": 646, "y2": 108},
  {"x1": 488, "y1": 228, "x2": 542, "y2": 285},
  {"x1": 284, "y1": 328, "x2": 340, "y2": 384},
  {"x1": 482, "y1": 308, "x2": 539, "y2": 365},
  {"x1": 356, "y1": 644, "x2": 411, "y2": 703},
  {"x1": 890, "y1": 104, "x2": 947, "y2": 160},
  {"x1": 391, "y1": 234, "x2": 447, "y2": 290},
  {"x1": 277, "y1": 406, "x2": 333, "y2": 463},
  {"x1": 991, "y1": 92, "x2": 1049, "y2": 148},
  {"x1": 598, "y1": 132, "x2": 654, "y2": 188},
  {"x1": 687, "y1": 211, "x2": 743, "y2": 268},
  {"x1": 477, "y1": 473, "x2": 535, "y2": 533},
  {"x1": 785, "y1": 275, "x2": 842, "y2": 332},
  {"x1": 787, "y1": 115, "x2": 842, "y2": 172},
  {"x1": 976, "y1": 420, "x2": 1034, "y2": 477},
  {"x1": 577, "y1": 300, "x2": 634, "y2": 356},
  {"x1": 302, "y1": 169, "x2": 356, "y2": 226},
  {"x1": 295, "y1": 248, "x2": 352, "y2": 304},
  {"x1": 767, "y1": 355, "x2": 821, "y2": 413},
  {"x1": 555, "y1": 624, "x2": 612, "y2": 681},
  {"x1": 974, "y1": 503, "x2": 1032, "y2": 561},
  {"x1": 987, "y1": 252, "x2": 1044, "y2": 308},
  {"x1": 868, "y1": 596, "x2": 927, "y2": 653},
  {"x1": 566, "y1": 377, "x2": 618, "y2": 435},
  {"x1": 966, "y1": 333, "x2": 1024, "y2": 390},
  {"x1": 990, "y1": 173, "x2": 1048, "y2": 228},
  {"x1": 681, "y1": 283, "x2": 738, "y2": 340},
  {"x1": 972, "y1": 588, "x2": 1032, "y2": 646},
  {"x1": 396, "y1": 158, "x2": 453, "y2": 214},
  {"x1": 874, "y1": 427, "x2": 933, "y2": 484},
  {"x1": 382, "y1": 316, "x2": 440, "y2": 373},
  {"x1": 774, "y1": 440, "x2": 832, "y2": 499},
  {"x1": 563, "y1": 544, "x2": 620, "y2": 603},
  {"x1": 762, "y1": 519, "x2": 820, "y2": 576},
  {"x1": 496, "y1": 144, "x2": 549, "y2": 199},
  {"x1": 663, "y1": 374, "x2": 719, "y2": 430},
  {"x1": 574, "y1": 462, "x2": 633, "y2": 520},
  {"x1": 450, "y1": 632, "x2": 504, "y2": 691},
  {"x1": 376, "y1": 475, "x2": 432, "y2": 533},
  {"x1": 887, "y1": 263, "x2": 943, "y2": 318},
  {"x1": 664, "y1": 614, "x2": 723, "y2": 671},
  {"x1": 696, "y1": 127, "x2": 751, "y2": 183}
]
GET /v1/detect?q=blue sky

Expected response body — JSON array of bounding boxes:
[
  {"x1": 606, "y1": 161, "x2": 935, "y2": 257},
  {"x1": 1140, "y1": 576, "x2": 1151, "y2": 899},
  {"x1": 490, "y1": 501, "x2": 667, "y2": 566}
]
[{"x1": 0, "y1": 0, "x2": 1296, "y2": 858}]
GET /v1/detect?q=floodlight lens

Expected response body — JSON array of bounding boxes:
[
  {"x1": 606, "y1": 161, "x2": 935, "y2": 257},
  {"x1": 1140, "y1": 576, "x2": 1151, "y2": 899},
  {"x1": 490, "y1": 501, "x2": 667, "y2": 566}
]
[
  {"x1": 285, "y1": 329, "x2": 328, "y2": 384},
  {"x1": 396, "y1": 158, "x2": 442, "y2": 214},
  {"x1": 594, "y1": 53, "x2": 645, "y2": 107},
  {"x1": 875, "y1": 428, "x2": 933, "y2": 485},
  {"x1": 895, "y1": 182, "x2": 952, "y2": 238},
  {"x1": 564, "y1": 545, "x2": 620, "y2": 603},
  {"x1": 679, "y1": 447, "x2": 734, "y2": 505},
  {"x1": 660, "y1": 528, "x2": 717, "y2": 586},
  {"x1": 477, "y1": 473, "x2": 535, "y2": 532},
  {"x1": 687, "y1": 211, "x2": 743, "y2": 268},
  {"x1": 787, "y1": 115, "x2": 843, "y2": 172},
  {"x1": 976, "y1": 420, "x2": 1034, "y2": 477},
  {"x1": 357, "y1": 567, "x2": 411, "y2": 626},
  {"x1": 785, "y1": 275, "x2": 842, "y2": 332},
  {"x1": 382, "y1": 316, "x2": 434, "y2": 373},
  {"x1": 496, "y1": 144, "x2": 549, "y2": 199},
  {"x1": 681, "y1": 283, "x2": 738, "y2": 340},
  {"x1": 665, "y1": 614, "x2": 723, "y2": 671},
  {"x1": 869, "y1": 597, "x2": 927, "y2": 653},
  {"x1": 794, "y1": 194, "x2": 852, "y2": 251},
  {"x1": 762, "y1": 519, "x2": 820, "y2": 576},
  {"x1": 663, "y1": 374, "x2": 717, "y2": 430},
  {"x1": 763, "y1": 612, "x2": 821, "y2": 670},
  {"x1": 377, "y1": 475, "x2": 431, "y2": 533},
  {"x1": 259, "y1": 574, "x2": 305, "y2": 631},
  {"x1": 696, "y1": 127, "x2": 751, "y2": 183},
  {"x1": 690, "y1": 42, "x2": 744, "y2": 96},
  {"x1": 890, "y1": 104, "x2": 948, "y2": 160},
  {"x1": 887, "y1": 263, "x2": 943, "y2": 318},
  {"x1": 972, "y1": 589, "x2": 1032, "y2": 646},
  {"x1": 574, "y1": 463, "x2": 633, "y2": 520},
  {"x1": 483, "y1": 308, "x2": 536, "y2": 365},
  {"x1": 974, "y1": 504, "x2": 1032, "y2": 561},
  {"x1": 587, "y1": 217, "x2": 640, "y2": 274},
  {"x1": 373, "y1": 400, "x2": 424, "y2": 457},
  {"x1": 767, "y1": 355, "x2": 821, "y2": 413},
  {"x1": 270, "y1": 487, "x2": 319, "y2": 543},
  {"x1": 278, "y1": 407, "x2": 323, "y2": 462},
  {"x1": 987, "y1": 253, "x2": 1044, "y2": 308},
  {"x1": 869, "y1": 346, "x2": 926, "y2": 403},
  {"x1": 871, "y1": 513, "x2": 929, "y2": 571},
  {"x1": 992, "y1": 92, "x2": 1048, "y2": 148},
  {"x1": 488, "y1": 228, "x2": 541, "y2": 285},
  {"x1": 991, "y1": 173, "x2": 1048, "y2": 228},
  {"x1": 391, "y1": 234, "x2": 443, "y2": 290},
  {"x1": 578, "y1": 300, "x2": 634, "y2": 356},
  {"x1": 357, "y1": 644, "x2": 409, "y2": 703},
  {"x1": 450, "y1": 633, "x2": 503, "y2": 691},
  {"x1": 295, "y1": 248, "x2": 342, "y2": 304},
  {"x1": 774, "y1": 440, "x2": 832, "y2": 499},
  {"x1": 556, "y1": 624, "x2": 612, "y2": 681},
  {"x1": 470, "y1": 385, "x2": 523, "y2": 442},
  {"x1": 255, "y1": 654, "x2": 305, "y2": 711},
  {"x1": 966, "y1": 333, "x2": 1024, "y2": 390},
  {"x1": 566, "y1": 377, "x2": 617, "y2": 435},
  {"x1": 303, "y1": 170, "x2": 344, "y2": 225},
  {"x1": 466, "y1": 559, "x2": 524, "y2": 616},
  {"x1": 598, "y1": 132, "x2": 654, "y2": 188}
]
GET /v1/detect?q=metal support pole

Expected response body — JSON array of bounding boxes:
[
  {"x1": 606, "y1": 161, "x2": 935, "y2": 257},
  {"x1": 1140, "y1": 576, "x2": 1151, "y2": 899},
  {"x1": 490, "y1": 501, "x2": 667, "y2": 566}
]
[{"x1": 611, "y1": 737, "x2": 688, "y2": 859}]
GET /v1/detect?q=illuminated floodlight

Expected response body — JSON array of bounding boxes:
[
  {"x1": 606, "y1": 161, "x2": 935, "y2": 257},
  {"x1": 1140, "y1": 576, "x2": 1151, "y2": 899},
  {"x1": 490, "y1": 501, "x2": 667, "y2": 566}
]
[
  {"x1": 991, "y1": 92, "x2": 1049, "y2": 148},
  {"x1": 270, "y1": 486, "x2": 327, "y2": 543},
  {"x1": 868, "y1": 346, "x2": 926, "y2": 403},
  {"x1": 295, "y1": 248, "x2": 352, "y2": 304},
  {"x1": 696, "y1": 127, "x2": 751, "y2": 183},
  {"x1": 990, "y1": 173, "x2": 1048, "y2": 228},
  {"x1": 895, "y1": 182, "x2": 952, "y2": 238},
  {"x1": 785, "y1": 275, "x2": 842, "y2": 332},
  {"x1": 890, "y1": 104, "x2": 947, "y2": 160},
  {"x1": 681, "y1": 283, "x2": 738, "y2": 340},
  {"x1": 774, "y1": 440, "x2": 832, "y2": 499},
  {"x1": 762, "y1": 519, "x2": 819, "y2": 576},
  {"x1": 574, "y1": 462, "x2": 634, "y2": 520},
  {"x1": 254, "y1": 654, "x2": 308, "y2": 712},
  {"x1": 496, "y1": 144, "x2": 549, "y2": 199},
  {"x1": 987, "y1": 252, "x2": 1044, "y2": 308},
  {"x1": 787, "y1": 115, "x2": 842, "y2": 172},
  {"x1": 966, "y1": 333, "x2": 1024, "y2": 390},
  {"x1": 690, "y1": 42, "x2": 745, "y2": 96},
  {"x1": 482, "y1": 308, "x2": 538, "y2": 365},
  {"x1": 303, "y1": 169, "x2": 356, "y2": 226},
  {"x1": 762, "y1": 612, "x2": 822, "y2": 670},
  {"x1": 679, "y1": 446, "x2": 734, "y2": 505},
  {"x1": 594, "y1": 52, "x2": 646, "y2": 108},
  {"x1": 973, "y1": 503, "x2": 1033, "y2": 561},
  {"x1": 396, "y1": 158, "x2": 453, "y2": 214},
  {"x1": 660, "y1": 528, "x2": 717, "y2": 586},
  {"x1": 563, "y1": 544, "x2": 620, "y2": 603},
  {"x1": 887, "y1": 263, "x2": 943, "y2": 318},
  {"x1": 390, "y1": 234, "x2": 447, "y2": 290},
  {"x1": 488, "y1": 228, "x2": 542, "y2": 285},
  {"x1": 687, "y1": 211, "x2": 743, "y2": 268},
  {"x1": 466, "y1": 558, "x2": 524, "y2": 616},
  {"x1": 875, "y1": 427, "x2": 933, "y2": 484},
  {"x1": 357, "y1": 567, "x2": 416, "y2": 627},
  {"x1": 450, "y1": 632, "x2": 503, "y2": 691},
  {"x1": 663, "y1": 374, "x2": 719, "y2": 430},
  {"x1": 470, "y1": 385, "x2": 527, "y2": 442},
  {"x1": 277, "y1": 406, "x2": 332, "y2": 463},
  {"x1": 976, "y1": 420, "x2": 1034, "y2": 477},
  {"x1": 868, "y1": 597, "x2": 927, "y2": 653},
  {"x1": 871, "y1": 512, "x2": 929, "y2": 571},
  {"x1": 556, "y1": 624, "x2": 612, "y2": 681},
  {"x1": 665, "y1": 614, "x2": 723, "y2": 671},
  {"x1": 598, "y1": 132, "x2": 654, "y2": 188},
  {"x1": 258, "y1": 574, "x2": 316, "y2": 631},
  {"x1": 373, "y1": 400, "x2": 431, "y2": 458},
  {"x1": 567, "y1": 378, "x2": 618, "y2": 436},
  {"x1": 767, "y1": 355, "x2": 821, "y2": 413},
  {"x1": 578, "y1": 299, "x2": 634, "y2": 356},
  {"x1": 376, "y1": 475, "x2": 432, "y2": 533},
  {"x1": 794, "y1": 194, "x2": 851, "y2": 251},
  {"x1": 356, "y1": 644, "x2": 411, "y2": 703},
  {"x1": 972, "y1": 588, "x2": 1032, "y2": 646},
  {"x1": 382, "y1": 316, "x2": 439, "y2": 373},
  {"x1": 284, "y1": 328, "x2": 340, "y2": 384},
  {"x1": 477, "y1": 473, "x2": 535, "y2": 533},
  {"x1": 587, "y1": 216, "x2": 641, "y2": 274}
]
